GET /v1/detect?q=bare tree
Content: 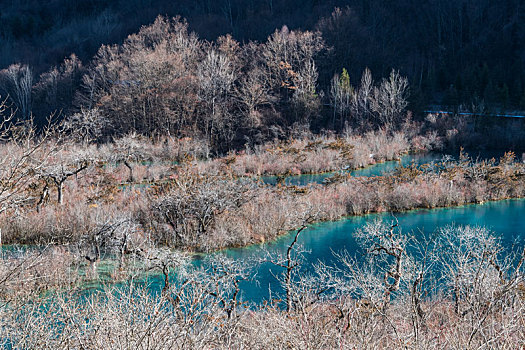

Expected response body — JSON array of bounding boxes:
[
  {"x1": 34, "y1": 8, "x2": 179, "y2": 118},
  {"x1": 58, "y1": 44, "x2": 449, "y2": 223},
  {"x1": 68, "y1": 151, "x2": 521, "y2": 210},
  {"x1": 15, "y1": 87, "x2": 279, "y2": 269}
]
[
  {"x1": 352, "y1": 68, "x2": 374, "y2": 127},
  {"x1": 38, "y1": 142, "x2": 91, "y2": 205},
  {"x1": 330, "y1": 68, "x2": 353, "y2": 128},
  {"x1": 0, "y1": 99, "x2": 55, "y2": 213},
  {"x1": 234, "y1": 67, "x2": 274, "y2": 128},
  {"x1": 64, "y1": 107, "x2": 110, "y2": 145},
  {"x1": 110, "y1": 133, "x2": 153, "y2": 182},
  {"x1": 0, "y1": 64, "x2": 32, "y2": 120},
  {"x1": 194, "y1": 255, "x2": 255, "y2": 319},
  {"x1": 151, "y1": 171, "x2": 255, "y2": 249},
  {"x1": 261, "y1": 26, "x2": 325, "y2": 124},
  {"x1": 352, "y1": 220, "x2": 412, "y2": 310},
  {"x1": 291, "y1": 60, "x2": 321, "y2": 124},
  {"x1": 437, "y1": 225, "x2": 525, "y2": 346},
  {"x1": 371, "y1": 69, "x2": 409, "y2": 128},
  {"x1": 260, "y1": 224, "x2": 327, "y2": 314},
  {"x1": 142, "y1": 247, "x2": 190, "y2": 294},
  {"x1": 197, "y1": 49, "x2": 236, "y2": 149}
]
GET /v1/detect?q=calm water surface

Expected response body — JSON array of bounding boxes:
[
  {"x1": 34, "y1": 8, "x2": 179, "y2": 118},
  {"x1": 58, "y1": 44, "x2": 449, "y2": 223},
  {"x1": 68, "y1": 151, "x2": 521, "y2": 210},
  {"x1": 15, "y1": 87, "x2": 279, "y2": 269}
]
[
  {"x1": 142, "y1": 198, "x2": 525, "y2": 305},
  {"x1": 126, "y1": 150, "x2": 524, "y2": 303},
  {"x1": 260, "y1": 151, "x2": 501, "y2": 186}
]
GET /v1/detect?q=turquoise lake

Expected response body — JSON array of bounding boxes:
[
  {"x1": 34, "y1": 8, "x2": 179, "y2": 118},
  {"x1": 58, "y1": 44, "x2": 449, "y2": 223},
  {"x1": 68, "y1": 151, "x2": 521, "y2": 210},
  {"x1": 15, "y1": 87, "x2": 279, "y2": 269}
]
[
  {"x1": 205, "y1": 198, "x2": 525, "y2": 304},
  {"x1": 141, "y1": 198, "x2": 525, "y2": 305}
]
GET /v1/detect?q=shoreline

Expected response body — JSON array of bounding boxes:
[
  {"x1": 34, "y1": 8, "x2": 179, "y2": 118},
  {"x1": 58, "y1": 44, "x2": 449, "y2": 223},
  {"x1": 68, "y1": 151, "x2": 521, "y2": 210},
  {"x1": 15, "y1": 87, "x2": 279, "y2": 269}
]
[{"x1": 216, "y1": 196, "x2": 525, "y2": 254}]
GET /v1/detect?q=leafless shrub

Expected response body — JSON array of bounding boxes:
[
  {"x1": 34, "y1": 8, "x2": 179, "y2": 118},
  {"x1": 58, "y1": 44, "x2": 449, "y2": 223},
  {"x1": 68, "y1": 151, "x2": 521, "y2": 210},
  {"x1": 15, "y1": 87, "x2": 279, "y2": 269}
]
[
  {"x1": 0, "y1": 100, "x2": 56, "y2": 214},
  {"x1": 148, "y1": 171, "x2": 256, "y2": 250},
  {"x1": 0, "y1": 246, "x2": 80, "y2": 300},
  {"x1": 64, "y1": 107, "x2": 110, "y2": 144}
]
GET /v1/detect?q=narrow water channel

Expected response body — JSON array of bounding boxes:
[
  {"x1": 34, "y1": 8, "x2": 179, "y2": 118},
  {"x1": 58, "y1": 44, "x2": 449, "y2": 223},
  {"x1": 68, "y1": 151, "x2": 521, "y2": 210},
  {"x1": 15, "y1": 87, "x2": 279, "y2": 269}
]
[
  {"x1": 260, "y1": 151, "x2": 503, "y2": 186},
  {"x1": 260, "y1": 153, "x2": 439, "y2": 186}
]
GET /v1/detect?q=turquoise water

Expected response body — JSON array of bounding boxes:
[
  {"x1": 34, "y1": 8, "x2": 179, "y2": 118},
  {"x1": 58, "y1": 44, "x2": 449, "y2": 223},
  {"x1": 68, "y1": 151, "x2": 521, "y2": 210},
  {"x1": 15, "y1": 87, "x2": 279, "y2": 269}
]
[
  {"x1": 350, "y1": 153, "x2": 442, "y2": 177},
  {"x1": 261, "y1": 153, "x2": 450, "y2": 186},
  {"x1": 260, "y1": 150, "x2": 514, "y2": 186},
  {"x1": 93, "y1": 151, "x2": 525, "y2": 304},
  {"x1": 173, "y1": 198, "x2": 525, "y2": 305}
]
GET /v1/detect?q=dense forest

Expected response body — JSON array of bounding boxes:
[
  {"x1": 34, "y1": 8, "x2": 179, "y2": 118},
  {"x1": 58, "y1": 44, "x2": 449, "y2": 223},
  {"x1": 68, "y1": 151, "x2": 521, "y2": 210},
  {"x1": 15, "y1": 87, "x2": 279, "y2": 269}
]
[
  {"x1": 0, "y1": 0, "x2": 524, "y2": 155},
  {"x1": 1, "y1": 0, "x2": 524, "y2": 131}
]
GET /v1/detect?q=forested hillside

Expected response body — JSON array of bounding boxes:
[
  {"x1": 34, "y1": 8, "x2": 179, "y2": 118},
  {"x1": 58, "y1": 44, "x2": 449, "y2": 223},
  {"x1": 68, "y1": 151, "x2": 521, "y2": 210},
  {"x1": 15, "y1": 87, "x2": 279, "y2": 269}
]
[
  {"x1": 1, "y1": 0, "x2": 524, "y2": 112},
  {"x1": 0, "y1": 0, "x2": 524, "y2": 155}
]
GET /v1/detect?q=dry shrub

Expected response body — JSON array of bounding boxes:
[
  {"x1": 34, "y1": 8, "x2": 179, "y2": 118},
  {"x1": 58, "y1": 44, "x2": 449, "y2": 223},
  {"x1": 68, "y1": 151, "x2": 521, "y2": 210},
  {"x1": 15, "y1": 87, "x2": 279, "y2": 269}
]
[
  {"x1": 0, "y1": 164, "x2": 146, "y2": 245},
  {"x1": 0, "y1": 246, "x2": 80, "y2": 299},
  {"x1": 220, "y1": 130, "x2": 427, "y2": 177}
]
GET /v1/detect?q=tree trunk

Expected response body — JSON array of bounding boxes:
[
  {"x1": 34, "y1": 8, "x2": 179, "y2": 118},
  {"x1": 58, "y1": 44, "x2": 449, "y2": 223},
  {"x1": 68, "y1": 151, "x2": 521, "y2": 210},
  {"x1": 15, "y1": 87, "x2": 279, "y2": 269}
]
[
  {"x1": 124, "y1": 160, "x2": 133, "y2": 182},
  {"x1": 57, "y1": 181, "x2": 64, "y2": 205}
]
